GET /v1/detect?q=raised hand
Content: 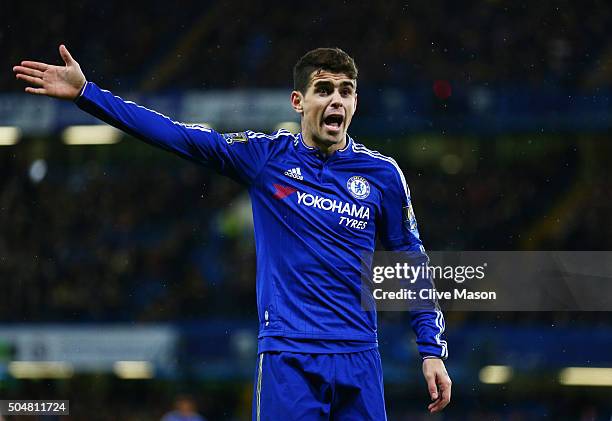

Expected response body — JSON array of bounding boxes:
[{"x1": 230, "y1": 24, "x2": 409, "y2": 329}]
[{"x1": 13, "y1": 44, "x2": 86, "y2": 100}]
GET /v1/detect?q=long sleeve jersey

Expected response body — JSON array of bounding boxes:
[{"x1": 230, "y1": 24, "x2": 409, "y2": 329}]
[{"x1": 75, "y1": 82, "x2": 448, "y2": 359}]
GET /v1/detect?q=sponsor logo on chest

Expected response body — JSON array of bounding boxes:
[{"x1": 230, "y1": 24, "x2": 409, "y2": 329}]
[
  {"x1": 296, "y1": 191, "x2": 370, "y2": 220},
  {"x1": 272, "y1": 172, "x2": 373, "y2": 230}
]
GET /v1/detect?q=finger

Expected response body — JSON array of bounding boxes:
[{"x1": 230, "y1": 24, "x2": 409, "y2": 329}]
[
  {"x1": 428, "y1": 380, "x2": 451, "y2": 413},
  {"x1": 25, "y1": 87, "x2": 47, "y2": 95},
  {"x1": 13, "y1": 66, "x2": 44, "y2": 78},
  {"x1": 16, "y1": 74, "x2": 44, "y2": 87},
  {"x1": 428, "y1": 395, "x2": 449, "y2": 413},
  {"x1": 440, "y1": 383, "x2": 451, "y2": 406},
  {"x1": 425, "y1": 376, "x2": 438, "y2": 401},
  {"x1": 428, "y1": 396, "x2": 446, "y2": 413},
  {"x1": 428, "y1": 399, "x2": 439, "y2": 412},
  {"x1": 59, "y1": 44, "x2": 73, "y2": 65},
  {"x1": 428, "y1": 399, "x2": 444, "y2": 413},
  {"x1": 20, "y1": 61, "x2": 49, "y2": 72}
]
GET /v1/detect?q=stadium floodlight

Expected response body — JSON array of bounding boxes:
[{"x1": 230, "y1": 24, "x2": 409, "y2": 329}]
[
  {"x1": 62, "y1": 125, "x2": 122, "y2": 145},
  {"x1": 274, "y1": 121, "x2": 300, "y2": 134},
  {"x1": 8, "y1": 361, "x2": 74, "y2": 379},
  {"x1": 113, "y1": 361, "x2": 154, "y2": 379},
  {"x1": 0, "y1": 126, "x2": 22, "y2": 145},
  {"x1": 478, "y1": 365, "x2": 513, "y2": 384},
  {"x1": 559, "y1": 367, "x2": 612, "y2": 386}
]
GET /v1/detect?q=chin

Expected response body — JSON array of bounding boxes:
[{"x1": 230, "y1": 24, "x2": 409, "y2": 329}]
[{"x1": 324, "y1": 131, "x2": 344, "y2": 144}]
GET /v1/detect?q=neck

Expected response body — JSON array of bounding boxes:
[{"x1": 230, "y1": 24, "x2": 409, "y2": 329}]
[{"x1": 301, "y1": 132, "x2": 347, "y2": 156}]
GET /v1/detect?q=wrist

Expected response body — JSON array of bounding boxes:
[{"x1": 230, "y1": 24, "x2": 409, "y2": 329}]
[{"x1": 73, "y1": 80, "x2": 88, "y2": 103}]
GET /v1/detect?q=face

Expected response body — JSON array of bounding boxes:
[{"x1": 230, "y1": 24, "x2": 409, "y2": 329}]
[
  {"x1": 291, "y1": 70, "x2": 357, "y2": 151},
  {"x1": 176, "y1": 399, "x2": 195, "y2": 414}
]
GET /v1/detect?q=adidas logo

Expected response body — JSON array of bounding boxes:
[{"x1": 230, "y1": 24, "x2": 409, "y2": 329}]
[{"x1": 284, "y1": 167, "x2": 303, "y2": 180}]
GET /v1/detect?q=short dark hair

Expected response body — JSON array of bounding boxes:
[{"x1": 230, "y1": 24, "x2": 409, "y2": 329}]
[{"x1": 293, "y1": 48, "x2": 358, "y2": 93}]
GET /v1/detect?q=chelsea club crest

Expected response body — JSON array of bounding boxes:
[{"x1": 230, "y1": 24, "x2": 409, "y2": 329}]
[{"x1": 347, "y1": 176, "x2": 370, "y2": 200}]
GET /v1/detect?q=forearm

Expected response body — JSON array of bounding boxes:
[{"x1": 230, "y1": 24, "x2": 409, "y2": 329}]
[
  {"x1": 74, "y1": 82, "x2": 216, "y2": 163},
  {"x1": 389, "y1": 246, "x2": 447, "y2": 359},
  {"x1": 406, "y1": 252, "x2": 448, "y2": 359},
  {"x1": 410, "y1": 310, "x2": 448, "y2": 359}
]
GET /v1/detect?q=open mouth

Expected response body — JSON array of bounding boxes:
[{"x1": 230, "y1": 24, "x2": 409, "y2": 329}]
[{"x1": 323, "y1": 114, "x2": 344, "y2": 132}]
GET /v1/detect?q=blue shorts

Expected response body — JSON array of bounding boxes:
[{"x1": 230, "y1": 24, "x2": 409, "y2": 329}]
[{"x1": 252, "y1": 349, "x2": 387, "y2": 421}]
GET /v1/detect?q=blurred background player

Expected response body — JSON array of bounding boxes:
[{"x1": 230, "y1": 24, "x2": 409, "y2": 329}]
[{"x1": 161, "y1": 395, "x2": 207, "y2": 421}]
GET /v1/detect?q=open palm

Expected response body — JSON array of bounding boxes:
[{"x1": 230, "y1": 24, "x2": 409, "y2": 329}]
[{"x1": 13, "y1": 45, "x2": 86, "y2": 100}]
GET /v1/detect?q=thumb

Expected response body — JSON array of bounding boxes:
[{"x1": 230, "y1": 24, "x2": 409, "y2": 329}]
[
  {"x1": 59, "y1": 44, "x2": 74, "y2": 65},
  {"x1": 427, "y1": 377, "x2": 439, "y2": 400}
]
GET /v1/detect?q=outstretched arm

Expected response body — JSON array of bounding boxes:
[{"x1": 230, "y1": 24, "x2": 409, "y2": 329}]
[
  {"x1": 13, "y1": 45, "x2": 86, "y2": 100},
  {"x1": 13, "y1": 45, "x2": 274, "y2": 184}
]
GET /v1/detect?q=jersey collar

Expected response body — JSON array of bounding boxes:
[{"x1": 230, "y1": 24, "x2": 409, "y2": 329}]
[{"x1": 296, "y1": 133, "x2": 353, "y2": 158}]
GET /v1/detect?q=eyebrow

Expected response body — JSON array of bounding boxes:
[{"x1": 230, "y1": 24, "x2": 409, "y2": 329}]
[{"x1": 313, "y1": 80, "x2": 356, "y2": 89}]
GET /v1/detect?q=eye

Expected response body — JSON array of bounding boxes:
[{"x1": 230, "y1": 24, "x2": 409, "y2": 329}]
[{"x1": 316, "y1": 86, "x2": 331, "y2": 95}]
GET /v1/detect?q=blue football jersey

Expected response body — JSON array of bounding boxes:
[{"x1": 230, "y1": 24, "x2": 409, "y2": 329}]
[{"x1": 75, "y1": 82, "x2": 448, "y2": 359}]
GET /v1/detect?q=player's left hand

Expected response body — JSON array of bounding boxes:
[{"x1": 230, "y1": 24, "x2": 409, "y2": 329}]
[{"x1": 422, "y1": 357, "x2": 452, "y2": 413}]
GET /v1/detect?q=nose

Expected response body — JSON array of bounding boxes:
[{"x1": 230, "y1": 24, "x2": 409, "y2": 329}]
[{"x1": 330, "y1": 89, "x2": 343, "y2": 108}]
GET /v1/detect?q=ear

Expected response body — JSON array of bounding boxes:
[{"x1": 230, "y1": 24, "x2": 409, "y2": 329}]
[{"x1": 291, "y1": 91, "x2": 304, "y2": 114}]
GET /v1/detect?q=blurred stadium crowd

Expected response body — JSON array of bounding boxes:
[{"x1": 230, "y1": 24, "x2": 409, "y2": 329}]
[
  {"x1": 2, "y1": 136, "x2": 611, "y2": 322},
  {"x1": 1, "y1": 151, "x2": 254, "y2": 321},
  {"x1": 2, "y1": 0, "x2": 612, "y2": 92}
]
